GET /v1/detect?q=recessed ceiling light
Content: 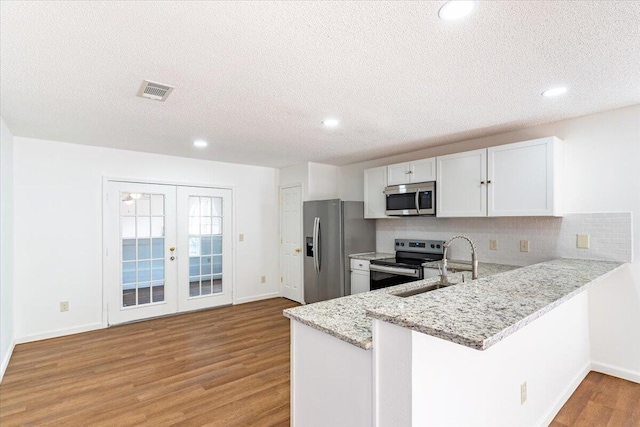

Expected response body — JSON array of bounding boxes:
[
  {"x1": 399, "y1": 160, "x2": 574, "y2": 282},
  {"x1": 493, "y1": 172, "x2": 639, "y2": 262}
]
[
  {"x1": 322, "y1": 118, "x2": 340, "y2": 128},
  {"x1": 438, "y1": 1, "x2": 476, "y2": 21},
  {"x1": 193, "y1": 140, "x2": 208, "y2": 148},
  {"x1": 541, "y1": 87, "x2": 568, "y2": 97}
]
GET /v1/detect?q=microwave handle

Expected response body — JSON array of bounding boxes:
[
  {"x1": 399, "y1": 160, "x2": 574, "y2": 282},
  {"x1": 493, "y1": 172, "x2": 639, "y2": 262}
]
[{"x1": 415, "y1": 188, "x2": 421, "y2": 215}]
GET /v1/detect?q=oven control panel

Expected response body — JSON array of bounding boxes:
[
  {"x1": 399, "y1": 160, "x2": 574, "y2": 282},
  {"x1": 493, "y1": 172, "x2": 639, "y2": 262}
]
[{"x1": 395, "y1": 239, "x2": 445, "y2": 254}]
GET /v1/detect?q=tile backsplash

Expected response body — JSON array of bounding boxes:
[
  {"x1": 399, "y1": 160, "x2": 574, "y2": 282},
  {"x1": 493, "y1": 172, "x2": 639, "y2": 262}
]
[{"x1": 376, "y1": 212, "x2": 633, "y2": 266}]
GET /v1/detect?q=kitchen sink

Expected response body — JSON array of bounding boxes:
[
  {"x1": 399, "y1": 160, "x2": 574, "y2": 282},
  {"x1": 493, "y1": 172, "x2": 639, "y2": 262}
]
[{"x1": 392, "y1": 283, "x2": 453, "y2": 298}]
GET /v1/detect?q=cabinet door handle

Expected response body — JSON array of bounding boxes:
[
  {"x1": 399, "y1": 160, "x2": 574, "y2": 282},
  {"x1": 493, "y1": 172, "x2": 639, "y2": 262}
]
[
  {"x1": 487, "y1": 180, "x2": 492, "y2": 184},
  {"x1": 480, "y1": 181, "x2": 485, "y2": 184}
]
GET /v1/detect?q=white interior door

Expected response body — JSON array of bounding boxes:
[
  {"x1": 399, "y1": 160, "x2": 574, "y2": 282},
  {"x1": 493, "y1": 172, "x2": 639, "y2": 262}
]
[
  {"x1": 177, "y1": 186, "x2": 233, "y2": 311},
  {"x1": 105, "y1": 182, "x2": 178, "y2": 325},
  {"x1": 280, "y1": 185, "x2": 303, "y2": 303}
]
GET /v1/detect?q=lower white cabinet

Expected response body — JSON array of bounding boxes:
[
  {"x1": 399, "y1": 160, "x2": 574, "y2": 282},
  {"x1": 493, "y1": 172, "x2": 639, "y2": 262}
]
[
  {"x1": 363, "y1": 166, "x2": 388, "y2": 219},
  {"x1": 350, "y1": 258, "x2": 370, "y2": 294}
]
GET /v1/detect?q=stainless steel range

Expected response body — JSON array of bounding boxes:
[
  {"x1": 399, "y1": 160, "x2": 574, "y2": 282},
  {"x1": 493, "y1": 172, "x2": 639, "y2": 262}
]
[{"x1": 369, "y1": 239, "x2": 445, "y2": 290}]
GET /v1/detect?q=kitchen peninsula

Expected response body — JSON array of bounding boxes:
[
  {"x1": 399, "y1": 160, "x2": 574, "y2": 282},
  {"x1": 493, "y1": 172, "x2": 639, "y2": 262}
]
[{"x1": 284, "y1": 258, "x2": 625, "y2": 427}]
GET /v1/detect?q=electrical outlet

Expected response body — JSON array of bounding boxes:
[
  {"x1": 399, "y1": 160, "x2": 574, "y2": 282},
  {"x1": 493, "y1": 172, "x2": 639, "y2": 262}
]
[
  {"x1": 239, "y1": 234, "x2": 245, "y2": 242},
  {"x1": 489, "y1": 239, "x2": 498, "y2": 250},
  {"x1": 521, "y1": 381, "x2": 527, "y2": 404},
  {"x1": 60, "y1": 301, "x2": 69, "y2": 312},
  {"x1": 261, "y1": 275, "x2": 266, "y2": 284},
  {"x1": 520, "y1": 240, "x2": 529, "y2": 253},
  {"x1": 577, "y1": 234, "x2": 590, "y2": 249}
]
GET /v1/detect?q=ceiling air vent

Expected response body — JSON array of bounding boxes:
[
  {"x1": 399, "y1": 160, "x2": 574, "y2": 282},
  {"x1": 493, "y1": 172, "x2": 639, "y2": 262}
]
[{"x1": 137, "y1": 80, "x2": 174, "y2": 101}]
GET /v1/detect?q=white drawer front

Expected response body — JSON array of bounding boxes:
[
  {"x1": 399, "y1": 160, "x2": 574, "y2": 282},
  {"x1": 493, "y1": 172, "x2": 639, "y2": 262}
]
[{"x1": 350, "y1": 259, "x2": 370, "y2": 271}]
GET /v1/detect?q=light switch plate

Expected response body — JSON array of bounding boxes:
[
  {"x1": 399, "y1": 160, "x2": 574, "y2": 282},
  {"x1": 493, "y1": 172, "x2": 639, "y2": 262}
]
[
  {"x1": 577, "y1": 234, "x2": 590, "y2": 249},
  {"x1": 239, "y1": 233, "x2": 245, "y2": 242},
  {"x1": 489, "y1": 239, "x2": 498, "y2": 251},
  {"x1": 520, "y1": 240, "x2": 529, "y2": 253}
]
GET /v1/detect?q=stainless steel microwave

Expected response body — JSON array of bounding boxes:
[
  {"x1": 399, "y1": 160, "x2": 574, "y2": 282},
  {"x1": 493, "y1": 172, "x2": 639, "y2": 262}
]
[{"x1": 384, "y1": 181, "x2": 435, "y2": 216}]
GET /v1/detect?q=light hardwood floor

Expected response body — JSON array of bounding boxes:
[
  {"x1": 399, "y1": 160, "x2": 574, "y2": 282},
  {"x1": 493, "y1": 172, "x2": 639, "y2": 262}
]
[
  {"x1": 1, "y1": 297, "x2": 639, "y2": 426},
  {"x1": 551, "y1": 371, "x2": 640, "y2": 427},
  {"x1": 0, "y1": 298, "x2": 299, "y2": 427}
]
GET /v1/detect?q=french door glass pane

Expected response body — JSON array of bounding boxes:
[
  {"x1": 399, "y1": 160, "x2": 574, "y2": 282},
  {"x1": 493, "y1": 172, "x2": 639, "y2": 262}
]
[
  {"x1": 188, "y1": 196, "x2": 224, "y2": 297},
  {"x1": 120, "y1": 192, "x2": 166, "y2": 307},
  {"x1": 152, "y1": 283, "x2": 165, "y2": 302}
]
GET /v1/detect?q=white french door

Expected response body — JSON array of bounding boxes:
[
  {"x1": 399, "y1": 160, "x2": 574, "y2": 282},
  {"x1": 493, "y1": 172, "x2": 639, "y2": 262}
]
[
  {"x1": 177, "y1": 186, "x2": 233, "y2": 311},
  {"x1": 104, "y1": 181, "x2": 232, "y2": 325}
]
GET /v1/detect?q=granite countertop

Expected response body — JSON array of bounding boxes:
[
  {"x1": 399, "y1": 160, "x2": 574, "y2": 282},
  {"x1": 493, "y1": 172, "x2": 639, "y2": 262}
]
[
  {"x1": 367, "y1": 258, "x2": 624, "y2": 350},
  {"x1": 349, "y1": 252, "x2": 394, "y2": 261},
  {"x1": 283, "y1": 262, "x2": 517, "y2": 350}
]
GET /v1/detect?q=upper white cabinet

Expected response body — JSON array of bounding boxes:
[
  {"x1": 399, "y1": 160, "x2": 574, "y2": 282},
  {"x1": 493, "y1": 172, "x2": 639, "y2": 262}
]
[
  {"x1": 437, "y1": 137, "x2": 563, "y2": 217},
  {"x1": 487, "y1": 137, "x2": 562, "y2": 216},
  {"x1": 436, "y1": 149, "x2": 487, "y2": 217},
  {"x1": 387, "y1": 157, "x2": 436, "y2": 186},
  {"x1": 364, "y1": 166, "x2": 389, "y2": 219}
]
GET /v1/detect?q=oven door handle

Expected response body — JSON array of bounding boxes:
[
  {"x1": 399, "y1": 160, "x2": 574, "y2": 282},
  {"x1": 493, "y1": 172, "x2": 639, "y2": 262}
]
[{"x1": 370, "y1": 264, "x2": 421, "y2": 278}]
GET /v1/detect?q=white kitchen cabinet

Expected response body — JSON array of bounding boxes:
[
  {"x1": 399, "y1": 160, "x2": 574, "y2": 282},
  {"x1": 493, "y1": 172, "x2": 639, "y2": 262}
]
[
  {"x1": 436, "y1": 149, "x2": 487, "y2": 217},
  {"x1": 350, "y1": 258, "x2": 370, "y2": 294},
  {"x1": 363, "y1": 166, "x2": 388, "y2": 219},
  {"x1": 436, "y1": 137, "x2": 562, "y2": 218},
  {"x1": 387, "y1": 157, "x2": 436, "y2": 186},
  {"x1": 487, "y1": 137, "x2": 562, "y2": 216}
]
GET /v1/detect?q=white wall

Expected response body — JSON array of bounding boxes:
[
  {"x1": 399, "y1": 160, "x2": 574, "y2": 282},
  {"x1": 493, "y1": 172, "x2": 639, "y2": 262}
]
[
  {"x1": 279, "y1": 162, "x2": 339, "y2": 201},
  {"x1": 339, "y1": 105, "x2": 640, "y2": 381},
  {"x1": 307, "y1": 162, "x2": 338, "y2": 200},
  {"x1": 373, "y1": 320, "x2": 412, "y2": 427},
  {"x1": 13, "y1": 137, "x2": 281, "y2": 342},
  {"x1": 0, "y1": 118, "x2": 15, "y2": 381},
  {"x1": 280, "y1": 162, "x2": 309, "y2": 199},
  {"x1": 291, "y1": 321, "x2": 373, "y2": 427},
  {"x1": 410, "y1": 292, "x2": 591, "y2": 427}
]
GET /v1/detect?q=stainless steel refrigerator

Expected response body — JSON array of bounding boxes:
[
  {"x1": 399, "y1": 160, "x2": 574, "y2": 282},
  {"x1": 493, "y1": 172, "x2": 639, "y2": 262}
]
[{"x1": 303, "y1": 200, "x2": 376, "y2": 304}]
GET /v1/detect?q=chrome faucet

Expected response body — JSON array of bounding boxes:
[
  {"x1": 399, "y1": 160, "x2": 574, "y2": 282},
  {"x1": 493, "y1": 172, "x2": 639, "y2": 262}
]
[{"x1": 440, "y1": 235, "x2": 478, "y2": 285}]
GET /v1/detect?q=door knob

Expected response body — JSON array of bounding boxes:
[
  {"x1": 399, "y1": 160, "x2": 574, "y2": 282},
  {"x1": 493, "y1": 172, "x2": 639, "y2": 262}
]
[
  {"x1": 169, "y1": 246, "x2": 176, "y2": 252},
  {"x1": 295, "y1": 248, "x2": 301, "y2": 253}
]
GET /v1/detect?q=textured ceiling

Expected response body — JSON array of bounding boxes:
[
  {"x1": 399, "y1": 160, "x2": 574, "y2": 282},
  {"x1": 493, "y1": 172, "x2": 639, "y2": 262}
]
[{"x1": 1, "y1": 1, "x2": 639, "y2": 168}]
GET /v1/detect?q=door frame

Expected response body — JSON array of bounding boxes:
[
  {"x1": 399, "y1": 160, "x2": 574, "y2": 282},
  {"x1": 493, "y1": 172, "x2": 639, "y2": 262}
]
[
  {"x1": 279, "y1": 183, "x2": 304, "y2": 304},
  {"x1": 101, "y1": 176, "x2": 237, "y2": 327}
]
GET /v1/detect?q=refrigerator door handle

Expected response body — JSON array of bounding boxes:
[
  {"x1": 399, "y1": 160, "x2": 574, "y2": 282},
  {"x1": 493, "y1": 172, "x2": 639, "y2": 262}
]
[{"x1": 313, "y1": 217, "x2": 320, "y2": 274}]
